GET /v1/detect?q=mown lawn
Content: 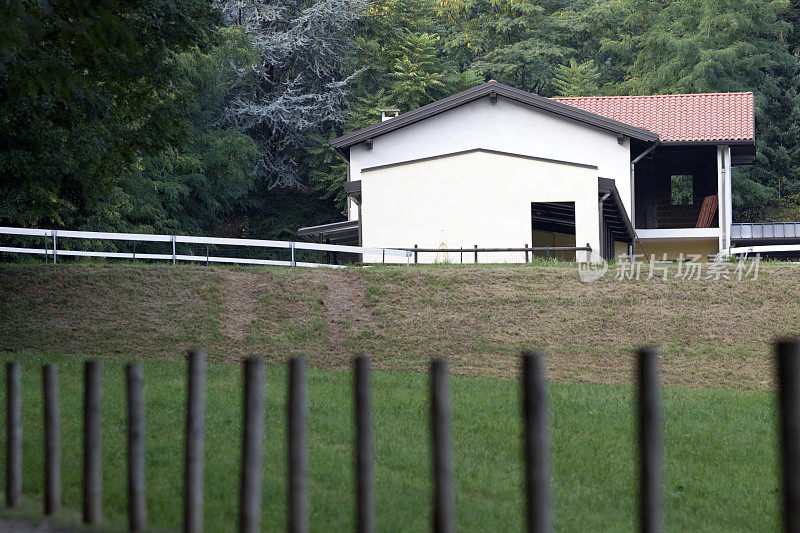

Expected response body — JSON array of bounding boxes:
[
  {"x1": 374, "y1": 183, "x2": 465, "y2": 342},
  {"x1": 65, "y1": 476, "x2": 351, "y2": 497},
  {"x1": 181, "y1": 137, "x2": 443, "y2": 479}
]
[{"x1": 0, "y1": 352, "x2": 779, "y2": 532}]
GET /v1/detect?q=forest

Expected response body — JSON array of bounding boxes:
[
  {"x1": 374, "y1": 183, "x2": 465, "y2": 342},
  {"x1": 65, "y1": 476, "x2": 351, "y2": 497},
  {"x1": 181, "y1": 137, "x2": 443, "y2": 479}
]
[{"x1": 2, "y1": 0, "x2": 799, "y2": 239}]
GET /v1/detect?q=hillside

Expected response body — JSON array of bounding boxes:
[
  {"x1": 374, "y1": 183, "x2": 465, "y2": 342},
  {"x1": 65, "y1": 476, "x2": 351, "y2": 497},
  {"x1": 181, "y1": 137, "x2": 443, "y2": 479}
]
[{"x1": 1, "y1": 262, "x2": 798, "y2": 389}]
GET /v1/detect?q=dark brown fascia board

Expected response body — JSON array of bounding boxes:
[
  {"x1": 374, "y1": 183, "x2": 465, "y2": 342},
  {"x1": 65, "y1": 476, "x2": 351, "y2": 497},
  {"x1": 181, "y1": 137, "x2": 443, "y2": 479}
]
[
  {"x1": 658, "y1": 140, "x2": 755, "y2": 146},
  {"x1": 330, "y1": 81, "x2": 659, "y2": 159},
  {"x1": 598, "y1": 177, "x2": 635, "y2": 241},
  {"x1": 360, "y1": 147, "x2": 598, "y2": 173}
]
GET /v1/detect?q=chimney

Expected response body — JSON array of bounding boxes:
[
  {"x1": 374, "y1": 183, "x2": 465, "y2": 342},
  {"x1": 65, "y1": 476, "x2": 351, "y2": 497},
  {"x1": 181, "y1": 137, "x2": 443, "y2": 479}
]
[{"x1": 380, "y1": 109, "x2": 400, "y2": 122}]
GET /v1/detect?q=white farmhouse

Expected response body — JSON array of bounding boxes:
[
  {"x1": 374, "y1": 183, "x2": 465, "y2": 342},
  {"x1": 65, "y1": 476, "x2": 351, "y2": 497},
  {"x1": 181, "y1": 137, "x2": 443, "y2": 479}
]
[{"x1": 299, "y1": 81, "x2": 755, "y2": 263}]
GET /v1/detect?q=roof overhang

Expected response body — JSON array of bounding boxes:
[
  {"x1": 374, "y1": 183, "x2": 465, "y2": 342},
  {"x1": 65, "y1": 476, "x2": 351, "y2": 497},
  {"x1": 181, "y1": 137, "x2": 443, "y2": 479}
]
[
  {"x1": 297, "y1": 219, "x2": 359, "y2": 245},
  {"x1": 658, "y1": 140, "x2": 756, "y2": 164},
  {"x1": 331, "y1": 81, "x2": 659, "y2": 160}
]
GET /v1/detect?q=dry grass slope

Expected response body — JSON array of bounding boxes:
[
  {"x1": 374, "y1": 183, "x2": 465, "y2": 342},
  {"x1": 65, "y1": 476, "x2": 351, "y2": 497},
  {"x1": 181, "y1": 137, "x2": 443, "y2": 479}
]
[{"x1": 1, "y1": 262, "x2": 798, "y2": 389}]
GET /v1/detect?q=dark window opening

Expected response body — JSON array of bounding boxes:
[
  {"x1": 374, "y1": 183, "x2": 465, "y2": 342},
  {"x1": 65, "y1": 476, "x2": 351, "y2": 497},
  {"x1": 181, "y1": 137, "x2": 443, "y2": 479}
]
[
  {"x1": 531, "y1": 201, "x2": 576, "y2": 261},
  {"x1": 670, "y1": 174, "x2": 693, "y2": 205}
]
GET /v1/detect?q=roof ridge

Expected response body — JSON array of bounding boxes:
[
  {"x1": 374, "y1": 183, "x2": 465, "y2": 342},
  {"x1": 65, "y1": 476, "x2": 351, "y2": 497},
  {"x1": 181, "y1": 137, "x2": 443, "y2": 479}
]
[{"x1": 552, "y1": 91, "x2": 754, "y2": 100}]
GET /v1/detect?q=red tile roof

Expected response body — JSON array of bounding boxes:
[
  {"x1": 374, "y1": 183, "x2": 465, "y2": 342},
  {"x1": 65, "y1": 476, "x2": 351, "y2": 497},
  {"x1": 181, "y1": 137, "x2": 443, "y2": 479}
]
[{"x1": 552, "y1": 92, "x2": 754, "y2": 143}]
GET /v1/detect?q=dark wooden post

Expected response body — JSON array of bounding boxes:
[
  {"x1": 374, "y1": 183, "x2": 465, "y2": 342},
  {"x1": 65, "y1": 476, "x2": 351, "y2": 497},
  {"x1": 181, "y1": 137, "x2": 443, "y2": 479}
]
[
  {"x1": 777, "y1": 339, "x2": 800, "y2": 532},
  {"x1": 525, "y1": 244, "x2": 530, "y2": 264},
  {"x1": 83, "y1": 360, "x2": 102, "y2": 525},
  {"x1": 43, "y1": 364, "x2": 61, "y2": 515},
  {"x1": 637, "y1": 348, "x2": 662, "y2": 533},
  {"x1": 6, "y1": 361, "x2": 21, "y2": 508},
  {"x1": 414, "y1": 244, "x2": 418, "y2": 264},
  {"x1": 288, "y1": 358, "x2": 308, "y2": 533},
  {"x1": 184, "y1": 350, "x2": 206, "y2": 533},
  {"x1": 354, "y1": 357, "x2": 374, "y2": 533},
  {"x1": 239, "y1": 358, "x2": 265, "y2": 533},
  {"x1": 430, "y1": 359, "x2": 454, "y2": 533},
  {"x1": 474, "y1": 244, "x2": 478, "y2": 264},
  {"x1": 522, "y1": 351, "x2": 551, "y2": 533},
  {"x1": 127, "y1": 363, "x2": 146, "y2": 531}
]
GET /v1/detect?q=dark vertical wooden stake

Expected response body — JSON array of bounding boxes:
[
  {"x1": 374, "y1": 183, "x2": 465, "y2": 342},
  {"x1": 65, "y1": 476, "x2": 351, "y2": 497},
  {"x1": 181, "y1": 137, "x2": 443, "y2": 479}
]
[
  {"x1": 354, "y1": 357, "x2": 374, "y2": 533},
  {"x1": 6, "y1": 361, "x2": 21, "y2": 508},
  {"x1": 430, "y1": 359, "x2": 454, "y2": 533},
  {"x1": 184, "y1": 350, "x2": 206, "y2": 533},
  {"x1": 525, "y1": 244, "x2": 530, "y2": 263},
  {"x1": 239, "y1": 358, "x2": 265, "y2": 533},
  {"x1": 522, "y1": 351, "x2": 551, "y2": 533},
  {"x1": 637, "y1": 348, "x2": 662, "y2": 533},
  {"x1": 414, "y1": 244, "x2": 418, "y2": 264},
  {"x1": 778, "y1": 339, "x2": 800, "y2": 533},
  {"x1": 127, "y1": 363, "x2": 146, "y2": 531},
  {"x1": 288, "y1": 358, "x2": 308, "y2": 533},
  {"x1": 474, "y1": 244, "x2": 478, "y2": 264},
  {"x1": 83, "y1": 360, "x2": 102, "y2": 525},
  {"x1": 43, "y1": 364, "x2": 61, "y2": 515}
]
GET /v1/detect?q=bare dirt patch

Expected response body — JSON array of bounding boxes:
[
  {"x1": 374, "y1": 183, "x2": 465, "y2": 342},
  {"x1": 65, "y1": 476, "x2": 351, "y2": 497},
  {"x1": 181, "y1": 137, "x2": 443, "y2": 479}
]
[
  {"x1": 310, "y1": 269, "x2": 376, "y2": 341},
  {"x1": 218, "y1": 269, "x2": 276, "y2": 342}
]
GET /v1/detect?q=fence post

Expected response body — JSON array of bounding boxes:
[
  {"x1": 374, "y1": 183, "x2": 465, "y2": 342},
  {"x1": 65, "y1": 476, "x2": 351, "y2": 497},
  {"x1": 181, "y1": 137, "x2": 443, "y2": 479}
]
[
  {"x1": 52, "y1": 230, "x2": 57, "y2": 264},
  {"x1": 43, "y1": 364, "x2": 61, "y2": 515},
  {"x1": 474, "y1": 244, "x2": 478, "y2": 264},
  {"x1": 522, "y1": 351, "x2": 551, "y2": 533},
  {"x1": 525, "y1": 244, "x2": 530, "y2": 264},
  {"x1": 637, "y1": 348, "x2": 662, "y2": 533},
  {"x1": 6, "y1": 361, "x2": 21, "y2": 508},
  {"x1": 777, "y1": 339, "x2": 800, "y2": 532},
  {"x1": 288, "y1": 358, "x2": 308, "y2": 533},
  {"x1": 239, "y1": 358, "x2": 265, "y2": 533},
  {"x1": 171, "y1": 235, "x2": 177, "y2": 265},
  {"x1": 414, "y1": 244, "x2": 418, "y2": 264},
  {"x1": 291, "y1": 242, "x2": 296, "y2": 267},
  {"x1": 430, "y1": 359, "x2": 454, "y2": 533},
  {"x1": 184, "y1": 350, "x2": 206, "y2": 533},
  {"x1": 354, "y1": 357, "x2": 374, "y2": 533},
  {"x1": 127, "y1": 363, "x2": 146, "y2": 532},
  {"x1": 83, "y1": 360, "x2": 102, "y2": 525}
]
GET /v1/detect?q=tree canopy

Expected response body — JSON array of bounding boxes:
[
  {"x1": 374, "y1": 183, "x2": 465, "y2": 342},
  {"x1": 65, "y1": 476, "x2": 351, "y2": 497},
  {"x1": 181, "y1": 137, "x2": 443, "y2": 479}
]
[{"x1": 2, "y1": 0, "x2": 799, "y2": 235}]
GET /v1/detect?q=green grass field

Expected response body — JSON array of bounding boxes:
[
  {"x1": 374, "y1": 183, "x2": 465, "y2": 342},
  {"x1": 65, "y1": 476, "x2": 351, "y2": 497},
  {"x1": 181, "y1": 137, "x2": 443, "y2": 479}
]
[{"x1": 0, "y1": 352, "x2": 780, "y2": 532}]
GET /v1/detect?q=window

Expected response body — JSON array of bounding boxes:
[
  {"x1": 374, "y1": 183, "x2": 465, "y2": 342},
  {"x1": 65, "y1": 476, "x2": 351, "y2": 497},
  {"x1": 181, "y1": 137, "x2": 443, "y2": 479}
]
[{"x1": 670, "y1": 174, "x2": 693, "y2": 205}]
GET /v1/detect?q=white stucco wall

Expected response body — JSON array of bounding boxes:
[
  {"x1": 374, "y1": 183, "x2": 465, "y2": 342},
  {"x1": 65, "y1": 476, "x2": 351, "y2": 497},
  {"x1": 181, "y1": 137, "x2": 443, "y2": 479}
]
[
  {"x1": 348, "y1": 96, "x2": 632, "y2": 222},
  {"x1": 360, "y1": 150, "x2": 600, "y2": 263}
]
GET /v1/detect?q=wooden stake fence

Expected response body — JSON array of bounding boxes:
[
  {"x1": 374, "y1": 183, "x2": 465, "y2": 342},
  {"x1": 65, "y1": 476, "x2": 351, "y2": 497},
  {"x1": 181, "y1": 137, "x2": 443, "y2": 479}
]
[
  {"x1": 239, "y1": 358, "x2": 265, "y2": 533},
  {"x1": 5, "y1": 361, "x2": 21, "y2": 508},
  {"x1": 430, "y1": 359, "x2": 454, "y2": 533},
  {"x1": 43, "y1": 364, "x2": 60, "y2": 516},
  {"x1": 184, "y1": 350, "x2": 206, "y2": 533},
  {"x1": 83, "y1": 360, "x2": 102, "y2": 525},
  {"x1": 288, "y1": 357, "x2": 309, "y2": 533},
  {"x1": 2, "y1": 340, "x2": 800, "y2": 530},
  {"x1": 354, "y1": 356, "x2": 374, "y2": 533},
  {"x1": 127, "y1": 363, "x2": 146, "y2": 531}
]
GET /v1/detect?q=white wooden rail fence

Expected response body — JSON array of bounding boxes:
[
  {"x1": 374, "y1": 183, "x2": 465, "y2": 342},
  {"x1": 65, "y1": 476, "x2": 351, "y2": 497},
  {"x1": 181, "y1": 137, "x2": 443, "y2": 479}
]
[{"x1": 0, "y1": 227, "x2": 412, "y2": 268}]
